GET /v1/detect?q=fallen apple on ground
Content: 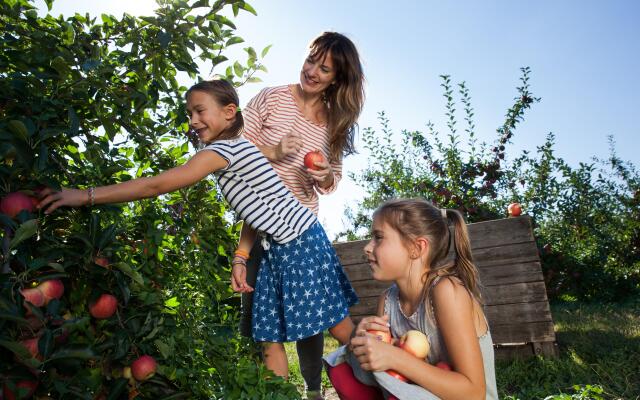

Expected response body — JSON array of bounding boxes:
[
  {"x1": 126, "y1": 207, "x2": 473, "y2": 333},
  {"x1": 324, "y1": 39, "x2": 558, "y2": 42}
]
[{"x1": 304, "y1": 151, "x2": 325, "y2": 171}]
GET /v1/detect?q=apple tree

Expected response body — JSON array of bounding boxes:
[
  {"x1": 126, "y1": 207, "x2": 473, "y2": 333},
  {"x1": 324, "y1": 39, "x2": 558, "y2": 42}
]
[
  {"x1": 0, "y1": 0, "x2": 299, "y2": 398},
  {"x1": 343, "y1": 69, "x2": 639, "y2": 302}
]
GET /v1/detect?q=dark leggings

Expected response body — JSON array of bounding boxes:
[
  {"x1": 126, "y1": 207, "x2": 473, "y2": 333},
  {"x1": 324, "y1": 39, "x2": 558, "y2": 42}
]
[{"x1": 239, "y1": 240, "x2": 324, "y2": 391}]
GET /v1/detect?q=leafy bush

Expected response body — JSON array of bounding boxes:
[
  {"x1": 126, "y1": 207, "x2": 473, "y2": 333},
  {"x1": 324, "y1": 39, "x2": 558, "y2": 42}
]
[
  {"x1": 343, "y1": 68, "x2": 639, "y2": 301},
  {"x1": 0, "y1": 0, "x2": 299, "y2": 398}
]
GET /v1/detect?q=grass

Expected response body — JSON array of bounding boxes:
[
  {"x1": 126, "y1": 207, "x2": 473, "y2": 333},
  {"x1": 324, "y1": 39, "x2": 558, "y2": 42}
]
[{"x1": 285, "y1": 300, "x2": 639, "y2": 399}]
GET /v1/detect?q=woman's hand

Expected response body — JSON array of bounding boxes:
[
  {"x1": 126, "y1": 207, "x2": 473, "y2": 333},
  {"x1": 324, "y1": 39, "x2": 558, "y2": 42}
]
[
  {"x1": 306, "y1": 156, "x2": 334, "y2": 189},
  {"x1": 274, "y1": 132, "x2": 303, "y2": 160},
  {"x1": 37, "y1": 187, "x2": 88, "y2": 214},
  {"x1": 230, "y1": 263, "x2": 254, "y2": 293}
]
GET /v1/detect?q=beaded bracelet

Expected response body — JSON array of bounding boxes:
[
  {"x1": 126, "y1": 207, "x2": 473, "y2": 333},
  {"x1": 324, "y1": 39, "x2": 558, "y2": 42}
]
[
  {"x1": 234, "y1": 249, "x2": 250, "y2": 259},
  {"x1": 88, "y1": 187, "x2": 95, "y2": 207},
  {"x1": 232, "y1": 256, "x2": 247, "y2": 267}
]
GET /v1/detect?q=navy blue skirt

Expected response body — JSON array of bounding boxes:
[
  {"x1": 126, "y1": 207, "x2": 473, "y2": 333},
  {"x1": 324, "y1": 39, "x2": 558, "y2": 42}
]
[{"x1": 252, "y1": 221, "x2": 359, "y2": 342}]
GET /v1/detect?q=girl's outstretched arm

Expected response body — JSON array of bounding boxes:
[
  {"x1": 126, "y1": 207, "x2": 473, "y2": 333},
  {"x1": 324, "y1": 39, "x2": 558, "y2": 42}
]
[{"x1": 38, "y1": 151, "x2": 228, "y2": 214}]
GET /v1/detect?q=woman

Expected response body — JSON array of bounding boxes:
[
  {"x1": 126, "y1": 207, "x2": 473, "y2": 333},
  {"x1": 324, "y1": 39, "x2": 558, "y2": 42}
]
[{"x1": 230, "y1": 31, "x2": 365, "y2": 399}]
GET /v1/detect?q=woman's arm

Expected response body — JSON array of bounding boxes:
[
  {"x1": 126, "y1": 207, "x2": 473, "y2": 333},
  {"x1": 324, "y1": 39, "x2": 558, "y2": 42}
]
[{"x1": 39, "y1": 151, "x2": 228, "y2": 214}]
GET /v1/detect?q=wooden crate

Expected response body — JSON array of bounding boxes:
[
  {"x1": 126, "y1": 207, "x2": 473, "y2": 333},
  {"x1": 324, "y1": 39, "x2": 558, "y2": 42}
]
[{"x1": 333, "y1": 216, "x2": 558, "y2": 360}]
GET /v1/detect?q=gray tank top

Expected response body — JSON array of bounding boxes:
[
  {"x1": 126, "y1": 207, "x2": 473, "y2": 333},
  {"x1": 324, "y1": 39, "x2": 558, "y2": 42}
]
[{"x1": 379, "y1": 281, "x2": 499, "y2": 399}]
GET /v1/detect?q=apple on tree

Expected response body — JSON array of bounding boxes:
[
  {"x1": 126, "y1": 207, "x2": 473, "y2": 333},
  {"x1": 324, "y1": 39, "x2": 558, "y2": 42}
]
[
  {"x1": 94, "y1": 257, "x2": 110, "y2": 268},
  {"x1": 37, "y1": 279, "x2": 64, "y2": 304},
  {"x1": 20, "y1": 287, "x2": 45, "y2": 308},
  {"x1": 303, "y1": 150, "x2": 325, "y2": 171},
  {"x1": 507, "y1": 202, "x2": 522, "y2": 217},
  {"x1": 89, "y1": 294, "x2": 118, "y2": 319},
  {"x1": 131, "y1": 355, "x2": 157, "y2": 381},
  {"x1": 2, "y1": 380, "x2": 38, "y2": 400},
  {"x1": 0, "y1": 192, "x2": 35, "y2": 218}
]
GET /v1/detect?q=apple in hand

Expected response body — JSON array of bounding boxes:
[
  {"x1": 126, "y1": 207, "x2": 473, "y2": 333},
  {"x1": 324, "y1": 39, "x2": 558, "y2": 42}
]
[
  {"x1": 397, "y1": 330, "x2": 430, "y2": 359},
  {"x1": 304, "y1": 150, "x2": 325, "y2": 171},
  {"x1": 507, "y1": 202, "x2": 522, "y2": 217},
  {"x1": 89, "y1": 294, "x2": 118, "y2": 319},
  {"x1": 367, "y1": 329, "x2": 392, "y2": 344},
  {"x1": 0, "y1": 192, "x2": 35, "y2": 218},
  {"x1": 131, "y1": 355, "x2": 157, "y2": 381},
  {"x1": 435, "y1": 361, "x2": 452, "y2": 370}
]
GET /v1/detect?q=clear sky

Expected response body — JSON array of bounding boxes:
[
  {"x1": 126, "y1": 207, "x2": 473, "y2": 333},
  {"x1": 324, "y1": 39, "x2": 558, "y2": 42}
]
[{"x1": 36, "y1": 0, "x2": 640, "y2": 238}]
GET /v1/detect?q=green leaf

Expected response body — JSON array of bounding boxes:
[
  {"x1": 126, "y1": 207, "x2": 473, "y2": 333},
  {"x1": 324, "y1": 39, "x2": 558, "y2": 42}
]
[
  {"x1": 107, "y1": 379, "x2": 128, "y2": 400},
  {"x1": 164, "y1": 297, "x2": 180, "y2": 308},
  {"x1": 0, "y1": 339, "x2": 31, "y2": 360},
  {"x1": 49, "y1": 346, "x2": 96, "y2": 361},
  {"x1": 154, "y1": 339, "x2": 171, "y2": 359},
  {"x1": 225, "y1": 36, "x2": 244, "y2": 46},
  {"x1": 8, "y1": 120, "x2": 28, "y2": 141},
  {"x1": 68, "y1": 107, "x2": 79, "y2": 136},
  {"x1": 261, "y1": 44, "x2": 272, "y2": 58},
  {"x1": 233, "y1": 61, "x2": 243, "y2": 78},
  {"x1": 9, "y1": 219, "x2": 38, "y2": 249},
  {"x1": 113, "y1": 262, "x2": 144, "y2": 285}
]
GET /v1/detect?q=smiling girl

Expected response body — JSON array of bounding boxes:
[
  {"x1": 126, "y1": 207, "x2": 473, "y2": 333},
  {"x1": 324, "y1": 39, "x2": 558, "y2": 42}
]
[{"x1": 37, "y1": 78, "x2": 358, "y2": 382}]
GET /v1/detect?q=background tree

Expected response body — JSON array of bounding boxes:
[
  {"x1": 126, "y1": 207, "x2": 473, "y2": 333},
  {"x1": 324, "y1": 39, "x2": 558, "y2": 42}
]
[
  {"x1": 0, "y1": 0, "x2": 299, "y2": 398},
  {"x1": 342, "y1": 68, "x2": 639, "y2": 302}
]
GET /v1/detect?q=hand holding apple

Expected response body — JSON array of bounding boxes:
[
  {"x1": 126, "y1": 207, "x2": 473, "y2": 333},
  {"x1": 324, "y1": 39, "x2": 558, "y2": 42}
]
[
  {"x1": 367, "y1": 329, "x2": 392, "y2": 344},
  {"x1": 304, "y1": 150, "x2": 325, "y2": 171}
]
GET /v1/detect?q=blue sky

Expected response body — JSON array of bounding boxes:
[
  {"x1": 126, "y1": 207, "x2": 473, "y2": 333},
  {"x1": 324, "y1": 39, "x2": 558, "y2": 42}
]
[{"x1": 37, "y1": 0, "x2": 640, "y2": 237}]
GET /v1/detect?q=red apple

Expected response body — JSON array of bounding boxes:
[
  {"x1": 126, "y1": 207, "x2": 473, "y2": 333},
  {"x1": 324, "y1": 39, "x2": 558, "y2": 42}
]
[
  {"x1": 20, "y1": 337, "x2": 42, "y2": 361},
  {"x1": 303, "y1": 151, "x2": 325, "y2": 171},
  {"x1": 37, "y1": 279, "x2": 64, "y2": 303},
  {"x1": 94, "y1": 257, "x2": 110, "y2": 268},
  {"x1": 507, "y1": 202, "x2": 522, "y2": 217},
  {"x1": 20, "y1": 288, "x2": 45, "y2": 308},
  {"x1": 131, "y1": 355, "x2": 157, "y2": 381},
  {"x1": 435, "y1": 361, "x2": 452, "y2": 371},
  {"x1": 89, "y1": 294, "x2": 118, "y2": 319},
  {"x1": 397, "y1": 330, "x2": 430, "y2": 359},
  {"x1": 3, "y1": 380, "x2": 38, "y2": 400},
  {"x1": 0, "y1": 192, "x2": 35, "y2": 218},
  {"x1": 367, "y1": 329, "x2": 392, "y2": 344},
  {"x1": 386, "y1": 369, "x2": 409, "y2": 382}
]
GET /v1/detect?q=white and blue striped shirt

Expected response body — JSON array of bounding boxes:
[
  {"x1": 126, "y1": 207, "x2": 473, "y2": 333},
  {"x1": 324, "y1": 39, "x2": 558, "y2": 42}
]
[{"x1": 202, "y1": 138, "x2": 316, "y2": 244}]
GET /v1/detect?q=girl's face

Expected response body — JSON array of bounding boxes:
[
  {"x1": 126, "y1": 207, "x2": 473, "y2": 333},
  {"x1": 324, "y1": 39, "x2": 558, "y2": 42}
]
[
  {"x1": 299, "y1": 51, "x2": 336, "y2": 96},
  {"x1": 186, "y1": 91, "x2": 235, "y2": 144},
  {"x1": 364, "y1": 218, "x2": 413, "y2": 282}
]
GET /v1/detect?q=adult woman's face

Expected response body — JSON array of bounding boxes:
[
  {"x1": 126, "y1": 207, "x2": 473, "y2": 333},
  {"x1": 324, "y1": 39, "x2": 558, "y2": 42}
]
[{"x1": 299, "y1": 51, "x2": 336, "y2": 96}]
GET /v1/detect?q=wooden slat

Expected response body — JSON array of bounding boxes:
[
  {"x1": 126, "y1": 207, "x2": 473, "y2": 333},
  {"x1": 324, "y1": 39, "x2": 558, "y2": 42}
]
[
  {"x1": 482, "y1": 281, "x2": 549, "y2": 306},
  {"x1": 494, "y1": 341, "x2": 558, "y2": 360},
  {"x1": 472, "y1": 242, "x2": 540, "y2": 268},
  {"x1": 343, "y1": 263, "x2": 374, "y2": 282},
  {"x1": 478, "y1": 262, "x2": 544, "y2": 286},
  {"x1": 335, "y1": 240, "x2": 369, "y2": 266},
  {"x1": 489, "y1": 321, "x2": 556, "y2": 343},
  {"x1": 466, "y1": 216, "x2": 534, "y2": 249},
  {"x1": 485, "y1": 301, "x2": 553, "y2": 326}
]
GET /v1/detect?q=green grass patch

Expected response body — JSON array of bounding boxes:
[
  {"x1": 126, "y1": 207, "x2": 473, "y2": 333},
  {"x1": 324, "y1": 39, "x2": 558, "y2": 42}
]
[{"x1": 285, "y1": 300, "x2": 639, "y2": 399}]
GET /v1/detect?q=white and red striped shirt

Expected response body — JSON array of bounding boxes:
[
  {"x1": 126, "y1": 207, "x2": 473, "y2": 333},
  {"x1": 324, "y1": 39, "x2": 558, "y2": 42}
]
[{"x1": 242, "y1": 85, "x2": 342, "y2": 215}]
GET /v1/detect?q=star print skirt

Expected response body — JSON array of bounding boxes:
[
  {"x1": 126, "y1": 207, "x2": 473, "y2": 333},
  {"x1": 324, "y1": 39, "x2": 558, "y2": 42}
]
[{"x1": 252, "y1": 221, "x2": 359, "y2": 343}]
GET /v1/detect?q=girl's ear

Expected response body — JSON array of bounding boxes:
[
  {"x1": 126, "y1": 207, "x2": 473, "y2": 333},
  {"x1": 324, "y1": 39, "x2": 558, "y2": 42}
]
[
  {"x1": 412, "y1": 237, "x2": 429, "y2": 259},
  {"x1": 223, "y1": 104, "x2": 237, "y2": 120}
]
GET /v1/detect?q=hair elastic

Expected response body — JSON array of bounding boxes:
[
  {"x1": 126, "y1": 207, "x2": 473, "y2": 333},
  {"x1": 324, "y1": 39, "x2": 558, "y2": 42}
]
[{"x1": 441, "y1": 208, "x2": 447, "y2": 219}]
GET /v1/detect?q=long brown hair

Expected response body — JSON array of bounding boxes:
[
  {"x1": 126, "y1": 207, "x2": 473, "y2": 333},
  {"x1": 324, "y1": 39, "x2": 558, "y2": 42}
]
[
  {"x1": 186, "y1": 79, "x2": 244, "y2": 140},
  {"x1": 307, "y1": 32, "x2": 365, "y2": 161},
  {"x1": 373, "y1": 199, "x2": 483, "y2": 318}
]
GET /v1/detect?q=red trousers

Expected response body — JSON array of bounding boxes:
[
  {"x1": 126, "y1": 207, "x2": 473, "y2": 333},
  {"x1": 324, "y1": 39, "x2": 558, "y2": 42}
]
[{"x1": 327, "y1": 362, "x2": 399, "y2": 400}]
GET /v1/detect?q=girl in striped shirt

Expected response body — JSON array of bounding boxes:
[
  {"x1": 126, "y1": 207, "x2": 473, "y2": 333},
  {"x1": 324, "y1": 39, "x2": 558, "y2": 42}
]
[{"x1": 37, "y1": 78, "x2": 358, "y2": 382}]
